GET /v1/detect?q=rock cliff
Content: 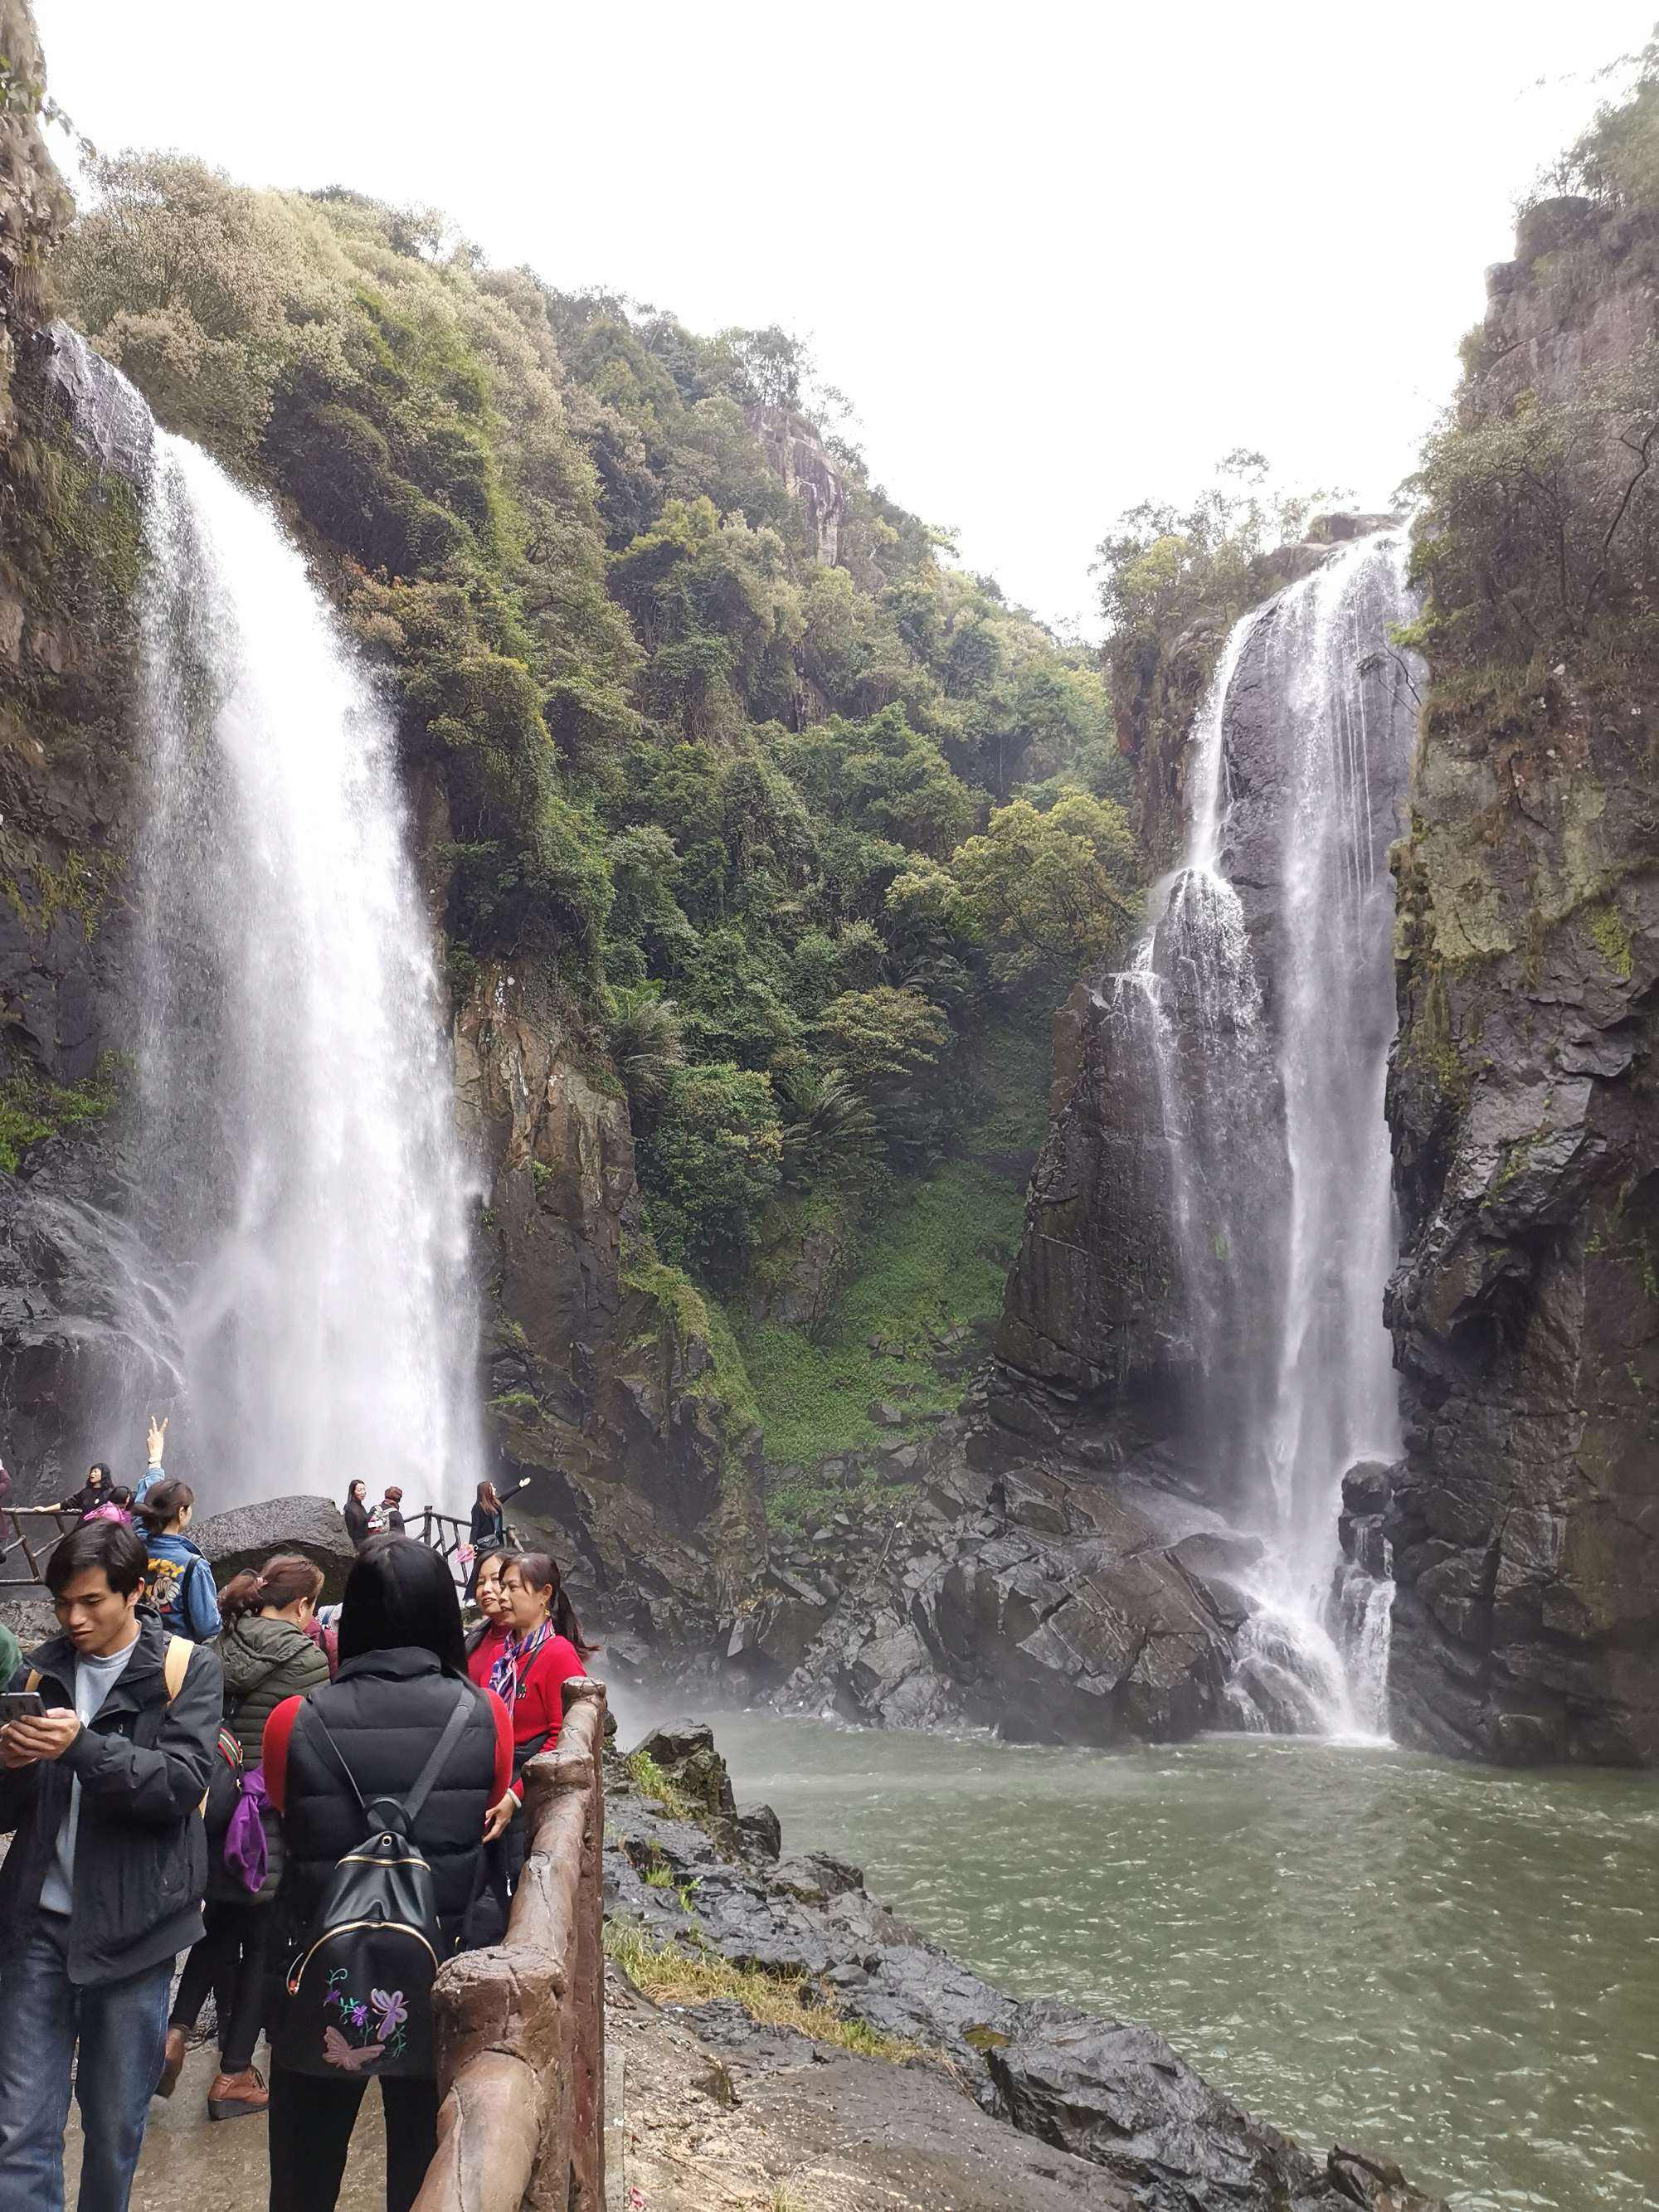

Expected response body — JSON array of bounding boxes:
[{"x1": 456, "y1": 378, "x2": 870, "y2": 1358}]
[
  {"x1": 0, "y1": 3, "x2": 148, "y2": 1477},
  {"x1": 1386, "y1": 199, "x2": 1659, "y2": 1766}
]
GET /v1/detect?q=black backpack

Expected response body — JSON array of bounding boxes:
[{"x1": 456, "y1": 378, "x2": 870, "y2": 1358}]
[{"x1": 275, "y1": 1687, "x2": 476, "y2": 2078}]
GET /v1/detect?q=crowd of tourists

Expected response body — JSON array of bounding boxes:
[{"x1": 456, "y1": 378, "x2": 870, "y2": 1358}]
[{"x1": 0, "y1": 1441, "x2": 590, "y2": 2212}]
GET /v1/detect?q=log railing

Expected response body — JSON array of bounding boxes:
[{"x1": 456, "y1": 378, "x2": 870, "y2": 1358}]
[
  {"x1": 414, "y1": 1675, "x2": 607, "y2": 2211},
  {"x1": 0, "y1": 1505, "x2": 72, "y2": 1587}
]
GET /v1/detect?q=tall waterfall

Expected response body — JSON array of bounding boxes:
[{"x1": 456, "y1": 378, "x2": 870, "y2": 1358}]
[
  {"x1": 1117, "y1": 532, "x2": 1418, "y2": 1735},
  {"x1": 106, "y1": 430, "x2": 483, "y2": 1513}
]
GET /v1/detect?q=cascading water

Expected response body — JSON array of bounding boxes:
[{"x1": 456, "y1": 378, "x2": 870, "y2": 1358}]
[
  {"x1": 93, "y1": 414, "x2": 484, "y2": 1511},
  {"x1": 1112, "y1": 532, "x2": 1419, "y2": 1738}
]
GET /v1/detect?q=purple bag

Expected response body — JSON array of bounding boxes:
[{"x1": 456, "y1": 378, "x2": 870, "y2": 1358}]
[{"x1": 223, "y1": 1765, "x2": 270, "y2": 1894}]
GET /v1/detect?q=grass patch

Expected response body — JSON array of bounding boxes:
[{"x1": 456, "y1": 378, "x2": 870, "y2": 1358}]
[
  {"x1": 738, "y1": 1155, "x2": 1024, "y2": 1467},
  {"x1": 625, "y1": 1749, "x2": 695, "y2": 1822},
  {"x1": 604, "y1": 1919, "x2": 925, "y2": 2065},
  {"x1": 0, "y1": 1054, "x2": 120, "y2": 1174},
  {"x1": 622, "y1": 1247, "x2": 762, "y2": 1450},
  {"x1": 766, "y1": 1476, "x2": 917, "y2": 1543}
]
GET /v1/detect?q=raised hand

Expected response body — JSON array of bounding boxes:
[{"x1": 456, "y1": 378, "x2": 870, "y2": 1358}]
[{"x1": 146, "y1": 1413, "x2": 168, "y2": 1466}]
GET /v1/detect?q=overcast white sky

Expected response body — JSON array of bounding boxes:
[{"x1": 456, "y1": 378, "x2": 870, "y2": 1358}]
[{"x1": 33, "y1": 1, "x2": 1657, "y2": 634}]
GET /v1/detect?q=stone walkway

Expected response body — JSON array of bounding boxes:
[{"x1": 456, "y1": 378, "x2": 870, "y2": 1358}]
[{"x1": 66, "y1": 2036, "x2": 386, "y2": 2209}]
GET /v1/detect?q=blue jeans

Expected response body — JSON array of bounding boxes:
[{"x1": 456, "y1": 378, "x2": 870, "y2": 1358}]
[{"x1": 0, "y1": 1914, "x2": 173, "y2": 2212}]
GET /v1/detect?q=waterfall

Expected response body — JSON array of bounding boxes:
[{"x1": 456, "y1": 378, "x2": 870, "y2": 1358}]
[
  {"x1": 1118, "y1": 532, "x2": 1418, "y2": 1737},
  {"x1": 100, "y1": 427, "x2": 484, "y2": 1513}
]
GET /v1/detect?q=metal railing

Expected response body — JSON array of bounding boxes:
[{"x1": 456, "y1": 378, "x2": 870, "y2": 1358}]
[
  {"x1": 0, "y1": 1505, "x2": 72, "y2": 1587},
  {"x1": 415, "y1": 1675, "x2": 607, "y2": 2210}
]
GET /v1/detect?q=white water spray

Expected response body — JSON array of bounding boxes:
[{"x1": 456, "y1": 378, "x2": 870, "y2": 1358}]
[
  {"x1": 1109, "y1": 533, "x2": 1418, "y2": 1738},
  {"x1": 108, "y1": 433, "x2": 483, "y2": 1512}
]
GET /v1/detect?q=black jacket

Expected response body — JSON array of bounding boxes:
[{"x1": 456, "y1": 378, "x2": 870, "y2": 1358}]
[
  {"x1": 342, "y1": 1495, "x2": 371, "y2": 1548},
  {"x1": 468, "y1": 1500, "x2": 504, "y2": 1548},
  {"x1": 0, "y1": 1613, "x2": 221, "y2": 1984},
  {"x1": 275, "y1": 1647, "x2": 498, "y2": 1950}
]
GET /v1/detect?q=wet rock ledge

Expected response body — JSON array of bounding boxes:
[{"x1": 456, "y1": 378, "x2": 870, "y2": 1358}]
[{"x1": 605, "y1": 1719, "x2": 1444, "y2": 2212}]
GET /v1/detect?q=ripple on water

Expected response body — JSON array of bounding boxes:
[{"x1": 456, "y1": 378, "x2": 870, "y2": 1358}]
[{"x1": 699, "y1": 1714, "x2": 1659, "y2": 2212}]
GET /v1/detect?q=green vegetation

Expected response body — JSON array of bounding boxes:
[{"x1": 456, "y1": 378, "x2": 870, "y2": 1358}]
[
  {"x1": 57, "y1": 158, "x2": 1141, "y2": 1454},
  {"x1": 0, "y1": 1053, "x2": 119, "y2": 1174},
  {"x1": 622, "y1": 1749, "x2": 695, "y2": 1823},
  {"x1": 740, "y1": 1013, "x2": 1046, "y2": 1475},
  {"x1": 1588, "y1": 897, "x2": 1635, "y2": 980},
  {"x1": 603, "y1": 1919, "x2": 924, "y2": 2065}
]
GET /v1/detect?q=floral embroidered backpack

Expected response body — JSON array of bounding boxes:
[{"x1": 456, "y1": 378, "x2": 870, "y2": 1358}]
[{"x1": 274, "y1": 1687, "x2": 474, "y2": 2078}]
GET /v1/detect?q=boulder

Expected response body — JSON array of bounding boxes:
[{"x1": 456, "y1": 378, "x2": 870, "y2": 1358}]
[
  {"x1": 628, "y1": 1719, "x2": 737, "y2": 1826},
  {"x1": 193, "y1": 1494, "x2": 357, "y2": 1598},
  {"x1": 988, "y1": 2002, "x2": 1437, "y2": 2211}
]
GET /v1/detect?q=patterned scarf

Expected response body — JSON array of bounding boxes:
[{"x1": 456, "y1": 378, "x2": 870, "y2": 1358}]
[{"x1": 489, "y1": 1616, "x2": 552, "y2": 1706}]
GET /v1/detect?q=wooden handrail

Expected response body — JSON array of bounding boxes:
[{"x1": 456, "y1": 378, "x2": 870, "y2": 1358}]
[
  {"x1": 0, "y1": 1505, "x2": 72, "y2": 1587},
  {"x1": 413, "y1": 1675, "x2": 606, "y2": 2211}
]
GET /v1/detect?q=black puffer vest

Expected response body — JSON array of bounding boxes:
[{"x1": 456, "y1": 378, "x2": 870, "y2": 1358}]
[{"x1": 275, "y1": 1647, "x2": 498, "y2": 1947}]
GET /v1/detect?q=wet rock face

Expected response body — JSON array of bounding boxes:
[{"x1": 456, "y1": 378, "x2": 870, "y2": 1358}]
[
  {"x1": 743, "y1": 1430, "x2": 1241, "y2": 1746},
  {"x1": 1386, "y1": 207, "x2": 1659, "y2": 1767},
  {"x1": 452, "y1": 962, "x2": 763, "y2": 1657},
  {"x1": 0, "y1": 9, "x2": 145, "y2": 1494}
]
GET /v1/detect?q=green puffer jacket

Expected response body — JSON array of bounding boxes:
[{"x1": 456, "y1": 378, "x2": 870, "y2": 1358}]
[{"x1": 214, "y1": 1612, "x2": 330, "y2": 1903}]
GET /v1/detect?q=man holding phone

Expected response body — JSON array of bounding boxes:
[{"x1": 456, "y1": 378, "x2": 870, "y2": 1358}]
[{"x1": 0, "y1": 1519, "x2": 221, "y2": 2210}]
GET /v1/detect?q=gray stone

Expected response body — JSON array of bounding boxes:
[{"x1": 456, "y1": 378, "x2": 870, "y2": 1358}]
[{"x1": 194, "y1": 1494, "x2": 358, "y2": 1599}]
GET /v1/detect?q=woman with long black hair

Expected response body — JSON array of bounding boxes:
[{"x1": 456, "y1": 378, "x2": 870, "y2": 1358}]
[
  {"x1": 341, "y1": 1479, "x2": 371, "y2": 1551},
  {"x1": 260, "y1": 1537, "x2": 514, "y2": 2212},
  {"x1": 158, "y1": 1553, "x2": 328, "y2": 2120}
]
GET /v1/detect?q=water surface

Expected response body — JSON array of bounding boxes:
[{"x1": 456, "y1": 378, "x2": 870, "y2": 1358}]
[{"x1": 704, "y1": 1715, "x2": 1659, "y2": 2211}]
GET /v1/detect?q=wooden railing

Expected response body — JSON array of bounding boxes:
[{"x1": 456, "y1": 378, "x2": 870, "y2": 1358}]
[
  {"x1": 415, "y1": 1675, "x2": 606, "y2": 2211},
  {"x1": 0, "y1": 1505, "x2": 71, "y2": 1587}
]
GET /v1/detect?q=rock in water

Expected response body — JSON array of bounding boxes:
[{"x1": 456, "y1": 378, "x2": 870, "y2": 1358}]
[{"x1": 194, "y1": 1494, "x2": 357, "y2": 1597}]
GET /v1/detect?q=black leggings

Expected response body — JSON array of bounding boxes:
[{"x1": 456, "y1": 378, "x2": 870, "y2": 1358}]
[
  {"x1": 267, "y1": 2064, "x2": 439, "y2": 2212},
  {"x1": 170, "y1": 1898, "x2": 270, "y2": 2073}
]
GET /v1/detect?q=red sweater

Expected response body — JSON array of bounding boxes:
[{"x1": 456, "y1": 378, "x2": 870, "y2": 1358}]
[
  {"x1": 486, "y1": 1631, "x2": 586, "y2": 1796},
  {"x1": 263, "y1": 1680, "x2": 513, "y2": 1813},
  {"x1": 466, "y1": 1622, "x2": 510, "y2": 1690}
]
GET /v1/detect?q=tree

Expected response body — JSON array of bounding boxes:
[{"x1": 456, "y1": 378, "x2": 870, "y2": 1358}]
[
  {"x1": 636, "y1": 1063, "x2": 782, "y2": 1279},
  {"x1": 948, "y1": 793, "x2": 1140, "y2": 983}
]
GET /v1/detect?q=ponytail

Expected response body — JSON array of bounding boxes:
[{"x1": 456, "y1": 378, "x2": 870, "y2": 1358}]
[
  {"x1": 510, "y1": 1549, "x2": 599, "y2": 1659},
  {"x1": 220, "y1": 1551, "x2": 324, "y2": 1624},
  {"x1": 138, "y1": 1477, "x2": 194, "y2": 1534}
]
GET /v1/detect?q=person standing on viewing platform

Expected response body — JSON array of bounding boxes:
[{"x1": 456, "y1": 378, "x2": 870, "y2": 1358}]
[
  {"x1": 464, "y1": 1476, "x2": 528, "y2": 1595},
  {"x1": 370, "y1": 1485, "x2": 406, "y2": 1536},
  {"x1": 57, "y1": 1417, "x2": 169, "y2": 1519},
  {"x1": 159, "y1": 1553, "x2": 329, "y2": 2124},
  {"x1": 342, "y1": 1478, "x2": 371, "y2": 1550},
  {"x1": 56, "y1": 1463, "x2": 111, "y2": 1517},
  {"x1": 139, "y1": 1480, "x2": 221, "y2": 1643},
  {"x1": 260, "y1": 1536, "x2": 515, "y2": 2212},
  {"x1": 0, "y1": 1519, "x2": 221, "y2": 2212},
  {"x1": 465, "y1": 1548, "x2": 512, "y2": 1680},
  {"x1": 82, "y1": 1485, "x2": 134, "y2": 1527},
  {"x1": 490, "y1": 1553, "x2": 593, "y2": 1886}
]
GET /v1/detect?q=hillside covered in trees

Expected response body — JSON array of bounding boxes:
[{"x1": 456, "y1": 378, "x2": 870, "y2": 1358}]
[{"x1": 51, "y1": 156, "x2": 1145, "y2": 1506}]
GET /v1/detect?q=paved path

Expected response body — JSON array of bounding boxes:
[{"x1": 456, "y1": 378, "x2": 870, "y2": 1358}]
[{"x1": 66, "y1": 2037, "x2": 386, "y2": 2209}]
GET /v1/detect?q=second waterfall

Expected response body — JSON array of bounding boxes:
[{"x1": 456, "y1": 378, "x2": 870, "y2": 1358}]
[
  {"x1": 1110, "y1": 531, "x2": 1420, "y2": 1735},
  {"x1": 110, "y1": 429, "x2": 484, "y2": 1512}
]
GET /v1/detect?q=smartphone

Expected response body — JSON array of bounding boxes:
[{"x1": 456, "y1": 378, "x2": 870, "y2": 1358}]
[{"x1": 0, "y1": 1691, "x2": 46, "y2": 1727}]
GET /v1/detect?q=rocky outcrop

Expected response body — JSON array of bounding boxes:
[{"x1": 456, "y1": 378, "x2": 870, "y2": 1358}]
[
  {"x1": 0, "y1": 8, "x2": 148, "y2": 1489},
  {"x1": 193, "y1": 1493, "x2": 358, "y2": 1598},
  {"x1": 455, "y1": 959, "x2": 763, "y2": 1656},
  {"x1": 606, "y1": 1721, "x2": 1446, "y2": 2212},
  {"x1": 1386, "y1": 203, "x2": 1659, "y2": 1767},
  {"x1": 746, "y1": 405, "x2": 848, "y2": 568},
  {"x1": 733, "y1": 1423, "x2": 1248, "y2": 1745}
]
